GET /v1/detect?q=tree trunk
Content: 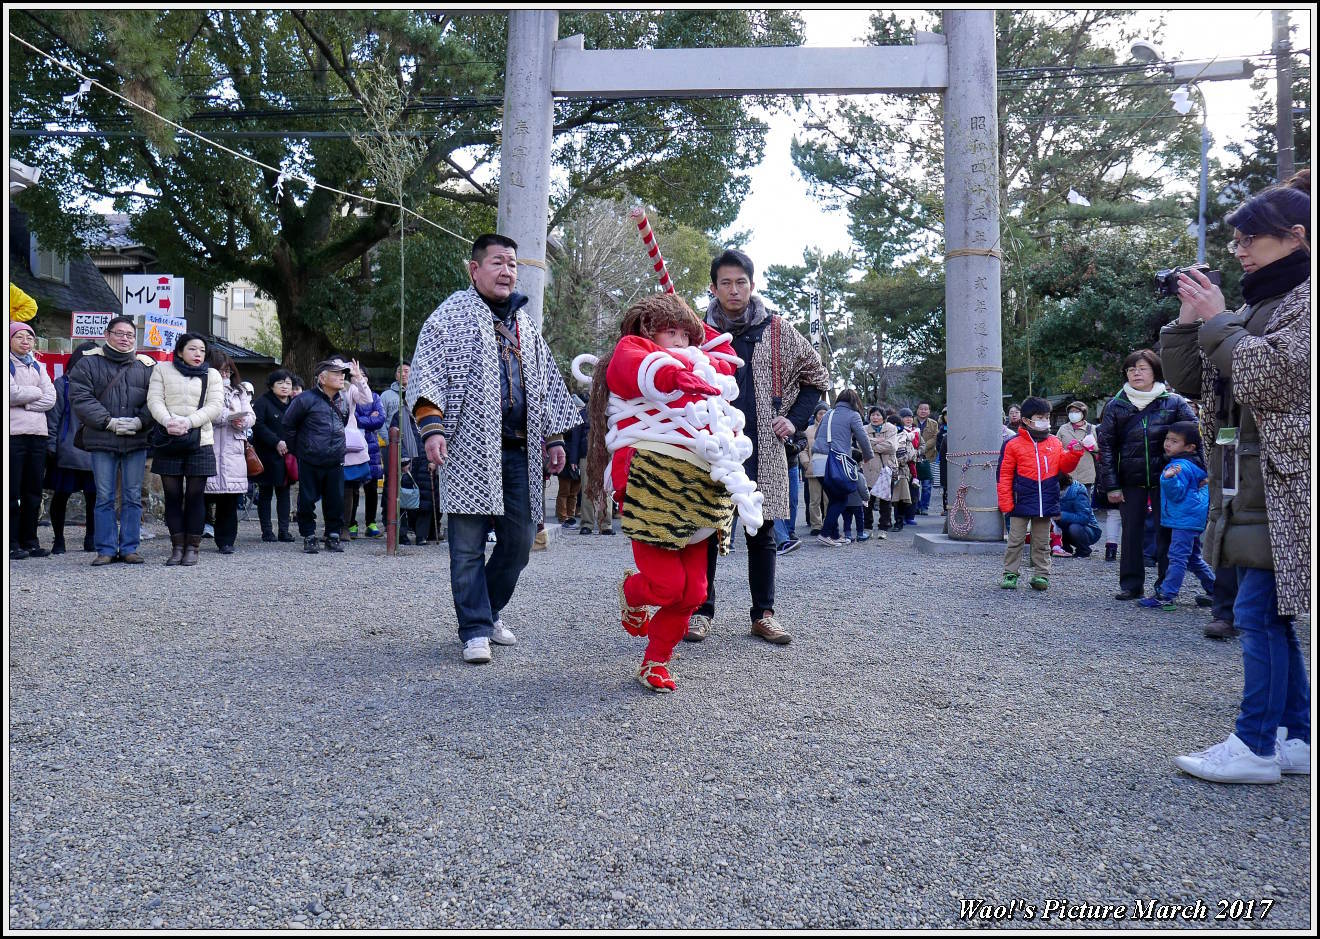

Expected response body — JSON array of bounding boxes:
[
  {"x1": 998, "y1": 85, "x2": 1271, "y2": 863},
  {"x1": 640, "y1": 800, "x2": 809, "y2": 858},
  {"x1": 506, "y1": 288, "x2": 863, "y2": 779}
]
[{"x1": 276, "y1": 290, "x2": 335, "y2": 384}]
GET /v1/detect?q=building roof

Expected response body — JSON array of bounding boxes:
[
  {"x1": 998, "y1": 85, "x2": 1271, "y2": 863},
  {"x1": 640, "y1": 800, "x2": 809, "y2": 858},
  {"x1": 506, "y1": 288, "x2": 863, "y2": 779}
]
[
  {"x1": 207, "y1": 334, "x2": 278, "y2": 368},
  {"x1": 95, "y1": 213, "x2": 145, "y2": 251},
  {"x1": 8, "y1": 207, "x2": 122, "y2": 318}
]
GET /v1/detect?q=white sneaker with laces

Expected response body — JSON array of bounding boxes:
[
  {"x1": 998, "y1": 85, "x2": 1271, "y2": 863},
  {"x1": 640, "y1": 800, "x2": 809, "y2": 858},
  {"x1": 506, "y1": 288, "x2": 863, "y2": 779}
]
[
  {"x1": 1276, "y1": 727, "x2": 1311, "y2": 775},
  {"x1": 462, "y1": 637, "x2": 492, "y2": 664},
  {"x1": 1174, "y1": 733, "x2": 1281, "y2": 784},
  {"x1": 816, "y1": 534, "x2": 844, "y2": 547},
  {"x1": 490, "y1": 618, "x2": 517, "y2": 646}
]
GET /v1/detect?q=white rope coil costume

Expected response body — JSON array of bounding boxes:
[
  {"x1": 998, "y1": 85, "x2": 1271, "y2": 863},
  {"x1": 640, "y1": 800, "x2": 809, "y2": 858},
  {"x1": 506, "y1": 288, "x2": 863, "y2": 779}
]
[{"x1": 572, "y1": 332, "x2": 765, "y2": 534}]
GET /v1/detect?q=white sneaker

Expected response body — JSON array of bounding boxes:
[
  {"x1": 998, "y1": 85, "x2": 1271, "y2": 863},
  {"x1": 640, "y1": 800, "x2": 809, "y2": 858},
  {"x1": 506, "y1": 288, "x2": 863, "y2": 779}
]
[
  {"x1": 1276, "y1": 727, "x2": 1311, "y2": 775},
  {"x1": 1174, "y1": 733, "x2": 1281, "y2": 784},
  {"x1": 816, "y1": 534, "x2": 845, "y2": 548},
  {"x1": 876, "y1": 530, "x2": 888, "y2": 540},
  {"x1": 490, "y1": 618, "x2": 517, "y2": 646},
  {"x1": 462, "y1": 637, "x2": 492, "y2": 664},
  {"x1": 487, "y1": 531, "x2": 497, "y2": 544}
]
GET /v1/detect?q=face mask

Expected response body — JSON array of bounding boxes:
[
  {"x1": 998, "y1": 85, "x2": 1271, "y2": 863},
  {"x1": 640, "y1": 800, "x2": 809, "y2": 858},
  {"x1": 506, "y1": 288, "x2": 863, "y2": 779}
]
[
  {"x1": 1032, "y1": 419, "x2": 1050, "y2": 431},
  {"x1": 1068, "y1": 412, "x2": 1083, "y2": 424}
]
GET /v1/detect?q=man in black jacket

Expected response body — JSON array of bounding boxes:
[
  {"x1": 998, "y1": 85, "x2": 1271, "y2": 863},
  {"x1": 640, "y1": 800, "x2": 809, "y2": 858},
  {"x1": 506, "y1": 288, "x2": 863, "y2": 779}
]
[
  {"x1": 282, "y1": 357, "x2": 354, "y2": 553},
  {"x1": 67, "y1": 315, "x2": 155, "y2": 566}
]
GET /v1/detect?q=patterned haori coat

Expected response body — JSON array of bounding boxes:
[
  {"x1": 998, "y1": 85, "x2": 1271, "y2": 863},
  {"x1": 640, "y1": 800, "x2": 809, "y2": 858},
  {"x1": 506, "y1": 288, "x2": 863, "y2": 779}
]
[
  {"x1": 1218, "y1": 280, "x2": 1311, "y2": 616},
  {"x1": 407, "y1": 287, "x2": 580, "y2": 523}
]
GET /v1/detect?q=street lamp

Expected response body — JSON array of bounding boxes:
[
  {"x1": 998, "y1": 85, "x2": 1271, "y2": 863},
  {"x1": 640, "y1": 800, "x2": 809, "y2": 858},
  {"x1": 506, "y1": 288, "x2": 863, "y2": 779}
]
[{"x1": 1130, "y1": 42, "x2": 1255, "y2": 263}]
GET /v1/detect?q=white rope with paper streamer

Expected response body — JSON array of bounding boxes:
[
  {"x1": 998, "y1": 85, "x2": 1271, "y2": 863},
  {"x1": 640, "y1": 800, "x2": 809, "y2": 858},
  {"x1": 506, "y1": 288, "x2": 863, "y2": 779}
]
[{"x1": 571, "y1": 335, "x2": 764, "y2": 534}]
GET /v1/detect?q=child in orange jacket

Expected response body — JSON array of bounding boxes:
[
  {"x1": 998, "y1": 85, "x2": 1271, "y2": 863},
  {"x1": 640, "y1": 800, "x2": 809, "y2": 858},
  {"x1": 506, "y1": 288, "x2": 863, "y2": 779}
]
[{"x1": 998, "y1": 396, "x2": 1084, "y2": 590}]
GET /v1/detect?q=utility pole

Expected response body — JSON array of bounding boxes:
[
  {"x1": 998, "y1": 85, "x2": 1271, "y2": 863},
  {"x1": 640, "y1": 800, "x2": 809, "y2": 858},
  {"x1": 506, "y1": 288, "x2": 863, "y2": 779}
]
[{"x1": 1274, "y1": 10, "x2": 1295, "y2": 182}]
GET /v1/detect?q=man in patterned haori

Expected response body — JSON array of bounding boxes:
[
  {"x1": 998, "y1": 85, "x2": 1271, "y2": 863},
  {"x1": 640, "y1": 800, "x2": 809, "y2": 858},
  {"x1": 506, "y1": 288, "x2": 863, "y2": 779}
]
[
  {"x1": 687, "y1": 249, "x2": 830, "y2": 646},
  {"x1": 407, "y1": 234, "x2": 580, "y2": 664}
]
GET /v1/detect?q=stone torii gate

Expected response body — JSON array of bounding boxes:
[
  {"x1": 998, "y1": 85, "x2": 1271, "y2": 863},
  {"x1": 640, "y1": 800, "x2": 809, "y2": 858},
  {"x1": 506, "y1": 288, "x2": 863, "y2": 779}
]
[{"x1": 496, "y1": 10, "x2": 1005, "y2": 547}]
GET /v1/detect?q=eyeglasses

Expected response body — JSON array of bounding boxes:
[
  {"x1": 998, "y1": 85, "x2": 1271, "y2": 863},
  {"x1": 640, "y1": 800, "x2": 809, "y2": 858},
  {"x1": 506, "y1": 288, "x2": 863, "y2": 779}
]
[
  {"x1": 107, "y1": 330, "x2": 136, "y2": 339},
  {"x1": 1227, "y1": 234, "x2": 1257, "y2": 253}
]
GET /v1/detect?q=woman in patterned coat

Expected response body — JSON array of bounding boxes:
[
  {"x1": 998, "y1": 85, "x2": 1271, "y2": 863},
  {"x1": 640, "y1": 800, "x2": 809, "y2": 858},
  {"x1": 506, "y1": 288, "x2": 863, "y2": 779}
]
[{"x1": 1167, "y1": 179, "x2": 1310, "y2": 785}]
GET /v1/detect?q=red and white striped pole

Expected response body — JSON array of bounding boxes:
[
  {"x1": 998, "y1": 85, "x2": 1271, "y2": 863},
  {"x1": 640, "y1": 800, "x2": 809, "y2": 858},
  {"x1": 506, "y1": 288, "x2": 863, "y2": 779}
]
[{"x1": 629, "y1": 205, "x2": 675, "y2": 294}]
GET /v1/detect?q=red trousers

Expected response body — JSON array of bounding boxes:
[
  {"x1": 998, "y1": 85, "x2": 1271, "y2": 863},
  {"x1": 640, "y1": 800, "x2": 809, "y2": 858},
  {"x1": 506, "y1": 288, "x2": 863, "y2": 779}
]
[{"x1": 624, "y1": 539, "x2": 709, "y2": 663}]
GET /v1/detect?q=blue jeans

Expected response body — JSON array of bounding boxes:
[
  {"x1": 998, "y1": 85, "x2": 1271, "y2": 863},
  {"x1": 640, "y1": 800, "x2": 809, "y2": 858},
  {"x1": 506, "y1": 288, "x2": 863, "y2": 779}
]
[
  {"x1": 447, "y1": 447, "x2": 535, "y2": 643},
  {"x1": 774, "y1": 464, "x2": 801, "y2": 546},
  {"x1": 1157, "y1": 528, "x2": 1215, "y2": 599},
  {"x1": 918, "y1": 477, "x2": 933, "y2": 512},
  {"x1": 1233, "y1": 567, "x2": 1310, "y2": 756},
  {"x1": 90, "y1": 449, "x2": 146, "y2": 557}
]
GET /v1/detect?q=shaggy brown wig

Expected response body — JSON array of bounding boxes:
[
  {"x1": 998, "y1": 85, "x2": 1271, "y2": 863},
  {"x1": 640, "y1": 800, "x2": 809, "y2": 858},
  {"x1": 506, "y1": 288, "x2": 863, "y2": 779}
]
[{"x1": 582, "y1": 294, "x2": 706, "y2": 521}]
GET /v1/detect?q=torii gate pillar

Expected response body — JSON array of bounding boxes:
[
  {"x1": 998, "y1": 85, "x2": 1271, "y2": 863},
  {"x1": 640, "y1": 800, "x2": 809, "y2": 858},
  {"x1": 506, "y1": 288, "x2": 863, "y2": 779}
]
[
  {"x1": 941, "y1": 10, "x2": 1005, "y2": 543},
  {"x1": 497, "y1": 10, "x2": 558, "y2": 328}
]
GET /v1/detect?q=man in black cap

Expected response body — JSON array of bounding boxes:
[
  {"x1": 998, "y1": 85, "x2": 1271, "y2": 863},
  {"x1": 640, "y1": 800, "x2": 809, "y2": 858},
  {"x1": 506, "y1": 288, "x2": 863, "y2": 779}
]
[{"x1": 281, "y1": 356, "x2": 372, "y2": 553}]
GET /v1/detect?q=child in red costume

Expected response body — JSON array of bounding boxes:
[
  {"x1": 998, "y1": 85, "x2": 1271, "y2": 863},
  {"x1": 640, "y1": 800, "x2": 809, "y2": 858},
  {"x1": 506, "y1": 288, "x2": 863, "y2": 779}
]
[{"x1": 576, "y1": 294, "x2": 763, "y2": 693}]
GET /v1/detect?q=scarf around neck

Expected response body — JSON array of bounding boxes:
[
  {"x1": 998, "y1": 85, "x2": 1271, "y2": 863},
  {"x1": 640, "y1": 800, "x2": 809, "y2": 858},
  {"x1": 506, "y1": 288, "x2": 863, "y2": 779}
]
[
  {"x1": 1240, "y1": 247, "x2": 1310, "y2": 306},
  {"x1": 172, "y1": 356, "x2": 210, "y2": 379},
  {"x1": 706, "y1": 294, "x2": 769, "y2": 337},
  {"x1": 1122, "y1": 381, "x2": 1167, "y2": 411}
]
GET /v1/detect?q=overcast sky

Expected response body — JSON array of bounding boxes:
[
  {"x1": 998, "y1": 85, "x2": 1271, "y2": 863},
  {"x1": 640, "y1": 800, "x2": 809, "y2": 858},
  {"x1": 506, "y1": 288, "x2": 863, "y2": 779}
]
[{"x1": 735, "y1": 8, "x2": 1307, "y2": 273}]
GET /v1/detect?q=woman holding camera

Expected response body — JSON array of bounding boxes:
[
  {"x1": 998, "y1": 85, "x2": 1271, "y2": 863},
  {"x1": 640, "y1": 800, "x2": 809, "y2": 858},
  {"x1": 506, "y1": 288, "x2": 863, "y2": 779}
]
[
  {"x1": 1161, "y1": 177, "x2": 1310, "y2": 783},
  {"x1": 1096, "y1": 349, "x2": 1195, "y2": 600}
]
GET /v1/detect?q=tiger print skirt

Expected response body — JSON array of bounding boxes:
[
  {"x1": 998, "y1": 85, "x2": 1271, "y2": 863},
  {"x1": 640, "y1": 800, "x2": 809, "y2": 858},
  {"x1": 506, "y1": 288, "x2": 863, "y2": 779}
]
[{"x1": 621, "y1": 447, "x2": 734, "y2": 554}]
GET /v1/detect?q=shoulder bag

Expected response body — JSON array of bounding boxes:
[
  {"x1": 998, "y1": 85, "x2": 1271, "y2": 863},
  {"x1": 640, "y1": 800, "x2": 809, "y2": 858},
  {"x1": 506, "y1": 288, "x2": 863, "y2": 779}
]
[
  {"x1": 74, "y1": 361, "x2": 134, "y2": 449},
  {"x1": 822, "y1": 408, "x2": 861, "y2": 500},
  {"x1": 148, "y1": 371, "x2": 208, "y2": 455}
]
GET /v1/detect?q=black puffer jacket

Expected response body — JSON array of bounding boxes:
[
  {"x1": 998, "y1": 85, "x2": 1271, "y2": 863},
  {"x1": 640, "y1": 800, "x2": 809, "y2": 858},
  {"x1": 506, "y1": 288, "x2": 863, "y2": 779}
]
[
  {"x1": 66, "y1": 345, "x2": 155, "y2": 453},
  {"x1": 1096, "y1": 387, "x2": 1196, "y2": 493},
  {"x1": 251, "y1": 391, "x2": 290, "y2": 486},
  {"x1": 282, "y1": 387, "x2": 348, "y2": 468}
]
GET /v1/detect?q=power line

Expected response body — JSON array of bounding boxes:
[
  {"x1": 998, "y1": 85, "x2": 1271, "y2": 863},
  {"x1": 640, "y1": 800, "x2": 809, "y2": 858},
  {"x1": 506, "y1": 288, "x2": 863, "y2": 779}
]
[{"x1": 8, "y1": 30, "x2": 469, "y2": 247}]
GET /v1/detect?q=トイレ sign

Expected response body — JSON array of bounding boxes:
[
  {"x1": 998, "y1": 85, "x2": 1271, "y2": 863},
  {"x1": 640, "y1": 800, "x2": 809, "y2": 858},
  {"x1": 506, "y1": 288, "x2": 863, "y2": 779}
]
[
  {"x1": 123, "y1": 274, "x2": 183, "y2": 318},
  {"x1": 71, "y1": 311, "x2": 113, "y2": 339}
]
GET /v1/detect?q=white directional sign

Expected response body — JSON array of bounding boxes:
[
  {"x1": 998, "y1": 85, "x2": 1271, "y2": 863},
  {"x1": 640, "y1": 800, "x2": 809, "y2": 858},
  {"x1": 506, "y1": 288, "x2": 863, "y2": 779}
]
[{"x1": 123, "y1": 274, "x2": 182, "y2": 318}]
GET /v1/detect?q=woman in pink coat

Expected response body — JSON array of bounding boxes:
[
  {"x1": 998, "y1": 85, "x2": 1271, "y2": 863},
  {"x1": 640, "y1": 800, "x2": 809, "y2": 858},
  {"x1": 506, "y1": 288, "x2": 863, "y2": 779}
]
[{"x1": 204, "y1": 351, "x2": 255, "y2": 554}]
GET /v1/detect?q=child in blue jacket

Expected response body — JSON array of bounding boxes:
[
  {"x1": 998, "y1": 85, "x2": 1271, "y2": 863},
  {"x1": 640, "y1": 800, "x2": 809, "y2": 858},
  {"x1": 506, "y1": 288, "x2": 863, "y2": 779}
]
[
  {"x1": 1141, "y1": 421, "x2": 1215, "y2": 610},
  {"x1": 1057, "y1": 471, "x2": 1101, "y2": 558}
]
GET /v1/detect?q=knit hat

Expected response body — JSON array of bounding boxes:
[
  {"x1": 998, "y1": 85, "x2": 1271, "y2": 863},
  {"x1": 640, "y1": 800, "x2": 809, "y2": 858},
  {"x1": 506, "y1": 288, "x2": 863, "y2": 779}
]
[
  {"x1": 1225, "y1": 186, "x2": 1310, "y2": 239},
  {"x1": 10, "y1": 320, "x2": 36, "y2": 339},
  {"x1": 898, "y1": 407, "x2": 913, "y2": 418}
]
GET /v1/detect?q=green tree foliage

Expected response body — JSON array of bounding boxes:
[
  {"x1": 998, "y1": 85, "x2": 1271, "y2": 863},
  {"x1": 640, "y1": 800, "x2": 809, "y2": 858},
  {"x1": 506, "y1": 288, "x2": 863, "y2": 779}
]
[
  {"x1": 540, "y1": 198, "x2": 722, "y2": 377},
  {"x1": 790, "y1": 10, "x2": 1211, "y2": 408},
  {"x1": 9, "y1": 10, "x2": 802, "y2": 379}
]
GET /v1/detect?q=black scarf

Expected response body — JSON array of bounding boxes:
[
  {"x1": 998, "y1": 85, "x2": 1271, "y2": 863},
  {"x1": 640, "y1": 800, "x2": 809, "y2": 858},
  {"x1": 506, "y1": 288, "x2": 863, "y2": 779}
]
[
  {"x1": 102, "y1": 345, "x2": 137, "y2": 366},
  {"x1": 172, "y1": 356, "x2": 210, "y2": 379},
  {"x1": 1240, "y1": 248, "x2": 1310, "y2": 306}
]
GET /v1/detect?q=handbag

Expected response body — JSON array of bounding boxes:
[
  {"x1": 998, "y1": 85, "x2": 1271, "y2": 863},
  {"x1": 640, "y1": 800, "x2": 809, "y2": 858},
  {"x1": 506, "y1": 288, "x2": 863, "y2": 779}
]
[
  {"x1": 283, "y1": 451, "x2": 299, "y2": 483},
  {"x1": 244, "y1": 441, "x2": 264, "y2": 477},
  {"x1": 821, "y1": 408, "x2": 861, "y2": 500},
  {"x1": 344, "y1": 426, "x2": 368, "y2": 454},
  {"x1": 870, "y1": 465, "x2": 894, "y2": 501},
  {"x1": 398, "y1": 471, "x2": 420, "y2": 511},
  {"x1": 917, "y1": 459, "x2": 933, "y2": 481},
  {"x1": 148, "y1": 371, "x2": 208, "y2": 455}
]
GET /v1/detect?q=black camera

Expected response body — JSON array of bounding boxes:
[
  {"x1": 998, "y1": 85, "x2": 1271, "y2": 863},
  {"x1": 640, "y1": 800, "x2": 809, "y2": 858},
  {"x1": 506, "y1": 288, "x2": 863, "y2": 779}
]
[
  {"x1": 784, "y1": 434, "x2": 806, "y2": 458},
  {"x1": 1155, "y1": 264, "x2": 1221, "y2": 298}
]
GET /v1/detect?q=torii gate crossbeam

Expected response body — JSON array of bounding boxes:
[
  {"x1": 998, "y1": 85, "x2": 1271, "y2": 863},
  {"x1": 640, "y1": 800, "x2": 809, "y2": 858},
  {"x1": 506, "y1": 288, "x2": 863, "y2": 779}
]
[{"x1": 497, "y1": 11, "x2": 1004, "y2": 545}]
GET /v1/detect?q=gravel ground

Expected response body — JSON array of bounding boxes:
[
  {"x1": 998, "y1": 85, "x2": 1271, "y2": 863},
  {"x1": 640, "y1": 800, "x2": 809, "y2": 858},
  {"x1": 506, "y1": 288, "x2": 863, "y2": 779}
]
[{"x1": 7, "y1": 495, "x2": 1313, "y2": 930}]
